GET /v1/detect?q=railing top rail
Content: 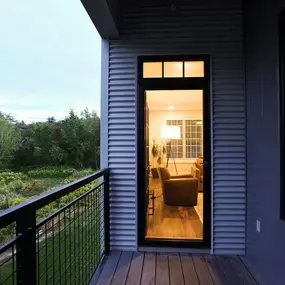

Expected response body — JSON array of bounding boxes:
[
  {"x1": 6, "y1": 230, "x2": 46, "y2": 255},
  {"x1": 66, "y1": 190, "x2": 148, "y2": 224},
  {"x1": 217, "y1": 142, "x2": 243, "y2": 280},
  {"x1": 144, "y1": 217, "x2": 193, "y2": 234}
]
[{"x1": 0, "y1": 168, "x2": 109, "y2": 229}]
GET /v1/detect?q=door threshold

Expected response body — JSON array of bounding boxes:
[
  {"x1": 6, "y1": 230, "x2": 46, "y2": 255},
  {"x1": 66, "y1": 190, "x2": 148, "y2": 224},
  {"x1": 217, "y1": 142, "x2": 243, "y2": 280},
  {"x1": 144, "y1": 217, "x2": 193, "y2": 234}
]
[{"x1": 139, "y1": 246, "x2": 210, "y2": 254}]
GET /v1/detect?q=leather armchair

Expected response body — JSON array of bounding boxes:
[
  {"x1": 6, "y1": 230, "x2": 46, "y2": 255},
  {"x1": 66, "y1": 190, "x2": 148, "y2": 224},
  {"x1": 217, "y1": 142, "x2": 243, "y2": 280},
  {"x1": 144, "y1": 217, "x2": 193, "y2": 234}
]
[
  {"x1": 158, "y1": 167, "x2": 198, "y2": 206},
  {"x1": 191, "y1": 158, "x2": 204, "y2": 192}
]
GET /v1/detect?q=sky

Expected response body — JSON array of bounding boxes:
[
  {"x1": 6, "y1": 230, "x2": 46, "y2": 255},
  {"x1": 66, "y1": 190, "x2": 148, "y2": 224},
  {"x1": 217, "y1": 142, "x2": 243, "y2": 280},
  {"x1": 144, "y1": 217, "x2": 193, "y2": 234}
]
[{"x1": 0, "y1": 0, "x2": 101, "y2": 123}]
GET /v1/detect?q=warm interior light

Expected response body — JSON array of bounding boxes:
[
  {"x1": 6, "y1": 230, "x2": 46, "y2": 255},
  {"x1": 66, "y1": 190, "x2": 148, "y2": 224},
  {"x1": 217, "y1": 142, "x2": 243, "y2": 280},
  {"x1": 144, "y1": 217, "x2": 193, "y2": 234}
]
[
  {"x1": 160, "y1": 125, "x2": 181, "y2": 140},
  {"x1": 197, "y1": 121, "x2": 202, "y2": 125},
  {"x1": 168, "y1": 105, "x2": 174, "y2": 110}
]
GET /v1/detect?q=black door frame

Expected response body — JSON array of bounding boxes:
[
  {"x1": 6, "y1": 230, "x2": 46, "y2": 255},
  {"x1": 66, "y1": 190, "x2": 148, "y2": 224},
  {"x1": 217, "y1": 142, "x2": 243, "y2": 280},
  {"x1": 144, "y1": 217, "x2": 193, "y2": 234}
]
[{"x1": 137, "y1": 55, "x2": 211, "y2": 248}]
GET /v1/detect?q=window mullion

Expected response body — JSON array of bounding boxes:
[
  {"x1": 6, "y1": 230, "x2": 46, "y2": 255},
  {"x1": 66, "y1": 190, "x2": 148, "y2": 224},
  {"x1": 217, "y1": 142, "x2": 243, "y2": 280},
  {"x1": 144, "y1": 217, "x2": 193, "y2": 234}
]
[{"x1": 183, "y1": 120, "x2": 186, "y2": 159}]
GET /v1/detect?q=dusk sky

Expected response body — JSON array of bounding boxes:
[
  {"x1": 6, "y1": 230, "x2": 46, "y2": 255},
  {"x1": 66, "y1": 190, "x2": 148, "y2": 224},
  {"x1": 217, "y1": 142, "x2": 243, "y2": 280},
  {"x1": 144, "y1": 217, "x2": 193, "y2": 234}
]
[{"x1": 0, "y1": 0, "x2": 101, "y2": 123}]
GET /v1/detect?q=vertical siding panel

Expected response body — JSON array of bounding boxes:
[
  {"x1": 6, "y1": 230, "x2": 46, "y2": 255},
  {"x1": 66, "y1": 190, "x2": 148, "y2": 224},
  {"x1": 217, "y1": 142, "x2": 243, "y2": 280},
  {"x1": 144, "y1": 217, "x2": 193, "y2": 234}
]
[{"x1": 107, "y1": 4, "x2": 246, "y2": 254}]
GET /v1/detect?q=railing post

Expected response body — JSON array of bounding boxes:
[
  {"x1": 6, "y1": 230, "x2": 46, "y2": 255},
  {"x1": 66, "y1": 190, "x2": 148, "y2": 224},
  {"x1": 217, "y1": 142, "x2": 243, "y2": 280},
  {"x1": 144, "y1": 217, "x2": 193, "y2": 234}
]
[
  {"x1": 104, "y1": 171, "x2": 110, "y2": 254},
  {"x1": 16, "y1": 210, "x2": 37, "y2": 285}
]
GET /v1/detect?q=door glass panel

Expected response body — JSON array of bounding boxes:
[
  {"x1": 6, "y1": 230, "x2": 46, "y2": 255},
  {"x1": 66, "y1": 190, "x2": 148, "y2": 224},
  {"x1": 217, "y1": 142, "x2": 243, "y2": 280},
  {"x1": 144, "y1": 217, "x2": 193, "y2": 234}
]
[
  {"x1": 145, "y1": 90, "x2": 204, "y2": 241},
  {"x1": 143, "y1": 62, "x2": 162, "y2": 78},
  {"x1": 184, "y1": 61, "x2": 204, "y2": 77},
  {"x1": 164, "y1": 62, "x2": 183, "y2": 77}
]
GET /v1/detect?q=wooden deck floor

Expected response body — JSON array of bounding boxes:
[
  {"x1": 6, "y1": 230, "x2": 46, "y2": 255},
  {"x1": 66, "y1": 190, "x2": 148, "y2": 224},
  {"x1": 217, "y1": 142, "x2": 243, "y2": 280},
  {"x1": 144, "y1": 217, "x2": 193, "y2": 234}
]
[{"x1": 92, "y1": 251, "x2": 260, "y2": 285}]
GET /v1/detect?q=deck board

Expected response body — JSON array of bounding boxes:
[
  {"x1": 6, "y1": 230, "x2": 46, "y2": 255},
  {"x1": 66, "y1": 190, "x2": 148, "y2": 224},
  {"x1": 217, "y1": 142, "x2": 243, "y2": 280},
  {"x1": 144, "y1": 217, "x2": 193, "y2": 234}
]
[
  {"x1": 96, "y1": 251, "x2": 121, "y2": 285},
  {"x1": 155, "y1": 253, "x2": 170, "y2": 285},
  {"x1": 180, "y1": 254, "x2": 199, "y2": 285},
  {"x1": 216, "y1": 255, "x2": 243, "y2": 285},
  {"x1": 168, "y1": 253, "x2": 184, "y2": 285},
  {"x1": 141, "y1": 252, "x2": 156, "y2": 285},
  {"x1": 110, "y1": 251, "x2": 133, "y2": 285},
  {"x1": 92, "y1": 251, "x2": 261, "y2": 285},
  {"x1": 229, "y1": 255, "x2": 258, "y2": 285},
  {"x1": 204, "y1": 254, "x2": 228, "y2": 285},
  {"x1": 125, "y1": 252, "x2": 144, "y2": 285},
  {"x1": 192, "y1": 254, "x2": 214, "y2": 285}
]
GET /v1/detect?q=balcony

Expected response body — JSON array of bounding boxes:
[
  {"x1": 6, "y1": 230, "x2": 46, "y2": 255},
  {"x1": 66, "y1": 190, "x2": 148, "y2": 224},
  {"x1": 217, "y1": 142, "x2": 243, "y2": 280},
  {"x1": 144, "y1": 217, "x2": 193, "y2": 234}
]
[{"x1": 0, "y1": 169, "x2": 261, "y2": 285}]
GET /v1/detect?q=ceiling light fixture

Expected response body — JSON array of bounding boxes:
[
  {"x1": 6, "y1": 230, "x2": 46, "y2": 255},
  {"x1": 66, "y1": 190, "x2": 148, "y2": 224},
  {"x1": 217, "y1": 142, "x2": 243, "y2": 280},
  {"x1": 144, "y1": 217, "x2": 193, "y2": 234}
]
[{"x1": 168, "y1": 106, "x2": 174, "y2": 110}]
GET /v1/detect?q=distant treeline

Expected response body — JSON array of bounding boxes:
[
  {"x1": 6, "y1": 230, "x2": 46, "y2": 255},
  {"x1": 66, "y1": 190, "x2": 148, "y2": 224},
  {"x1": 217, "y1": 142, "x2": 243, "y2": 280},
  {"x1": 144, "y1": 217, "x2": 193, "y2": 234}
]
[{"x1": 0, "y1": 109, "x2": 100, "y2": 170}]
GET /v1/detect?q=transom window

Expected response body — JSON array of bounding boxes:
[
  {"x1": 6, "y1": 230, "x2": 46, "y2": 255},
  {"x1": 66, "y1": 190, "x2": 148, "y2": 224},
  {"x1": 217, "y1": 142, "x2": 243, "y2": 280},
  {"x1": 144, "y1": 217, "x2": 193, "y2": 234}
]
[
  {"x1": 143, "y1": 61, "x2": 204, "y2": 78},
  {"x1": 166, "y1": 119, "x2": 203, "y2": 159}
]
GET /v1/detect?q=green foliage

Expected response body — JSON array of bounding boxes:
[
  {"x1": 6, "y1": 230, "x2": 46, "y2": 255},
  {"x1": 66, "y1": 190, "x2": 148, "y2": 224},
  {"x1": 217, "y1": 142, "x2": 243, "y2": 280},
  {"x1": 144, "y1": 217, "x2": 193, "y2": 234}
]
[
  {"x1": 0, "y1": 118, "x2": 21, "y2": 169},
  {"x1": 151, "y1": 139, "x2": 166, "y2": 166},
  {"x1": 27, "y1": 166, "x2": 76, "y2": 178},
  {"x1": 0, "y1": 108, "x2": 100, "y2": 244},
  {"x1": 5, "y1": 108, "x2": 100, "y2": 169},
  {"x1": 0, "y1": 167, "x2": 97, "y2": 244}
]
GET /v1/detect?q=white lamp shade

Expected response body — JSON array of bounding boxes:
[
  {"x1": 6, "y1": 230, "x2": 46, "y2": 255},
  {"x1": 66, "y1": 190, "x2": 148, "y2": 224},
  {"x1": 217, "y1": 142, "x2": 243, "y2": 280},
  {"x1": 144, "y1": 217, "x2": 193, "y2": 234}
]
[{"x1": 160, "y1": 125, "x2": 181, "y2": 140}]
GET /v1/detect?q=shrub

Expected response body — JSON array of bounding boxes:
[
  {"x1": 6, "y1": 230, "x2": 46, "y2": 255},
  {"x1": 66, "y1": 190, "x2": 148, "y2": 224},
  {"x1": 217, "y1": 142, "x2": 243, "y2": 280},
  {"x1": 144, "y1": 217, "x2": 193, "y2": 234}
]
[{"x1": 27, "y1": 166, "x2": 76, "y2": 178}]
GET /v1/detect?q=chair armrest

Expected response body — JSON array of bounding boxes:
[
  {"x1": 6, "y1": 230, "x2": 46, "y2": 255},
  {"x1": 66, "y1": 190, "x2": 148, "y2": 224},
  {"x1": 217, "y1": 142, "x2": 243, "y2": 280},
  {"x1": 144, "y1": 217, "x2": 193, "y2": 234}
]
[
  {"x1": 164, "y1": 178, "x2": 198, "y2": 187},
  {"x1": 191, "y1": 166, "x2": 201, "y2": 179},
  {"x1": 171, "y1": 174, "x2": 193, "y2": 179}
]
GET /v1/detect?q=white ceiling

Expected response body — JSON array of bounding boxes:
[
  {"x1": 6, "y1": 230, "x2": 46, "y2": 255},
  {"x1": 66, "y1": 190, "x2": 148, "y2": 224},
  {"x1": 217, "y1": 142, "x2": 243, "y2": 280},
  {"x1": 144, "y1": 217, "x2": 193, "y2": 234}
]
[{"x1": 146, "y1": 90, "x2": 203, "y2": 110}]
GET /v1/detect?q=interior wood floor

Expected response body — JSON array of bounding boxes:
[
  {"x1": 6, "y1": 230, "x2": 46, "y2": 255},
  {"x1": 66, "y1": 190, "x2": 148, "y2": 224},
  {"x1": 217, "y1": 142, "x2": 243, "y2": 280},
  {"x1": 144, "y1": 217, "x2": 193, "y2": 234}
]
[{"x1": 146, "y1": 178, "x2": 203, "y2": 240}]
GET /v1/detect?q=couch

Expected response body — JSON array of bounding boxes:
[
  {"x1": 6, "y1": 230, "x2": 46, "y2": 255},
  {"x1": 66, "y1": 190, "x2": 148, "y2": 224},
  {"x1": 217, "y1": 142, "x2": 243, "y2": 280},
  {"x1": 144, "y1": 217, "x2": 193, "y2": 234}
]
[{"x1": 158, "y1": 166, "x2": 198, "y2": 206}]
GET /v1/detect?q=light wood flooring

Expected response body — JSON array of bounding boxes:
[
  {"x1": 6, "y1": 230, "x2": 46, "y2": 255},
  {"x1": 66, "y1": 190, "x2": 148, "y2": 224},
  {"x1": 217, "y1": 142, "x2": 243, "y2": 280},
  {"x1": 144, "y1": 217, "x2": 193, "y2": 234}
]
[
  {"x1": 146, "y1": 178, "x2": 203, "y2": 240},
  {"x1": 93, "y1": 251, "x2": 261, "y2": 285}
]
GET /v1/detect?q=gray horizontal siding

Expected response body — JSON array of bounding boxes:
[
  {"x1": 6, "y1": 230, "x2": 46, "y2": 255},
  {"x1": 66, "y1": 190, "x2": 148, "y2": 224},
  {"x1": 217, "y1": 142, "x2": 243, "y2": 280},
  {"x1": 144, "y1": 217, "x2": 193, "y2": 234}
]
[{"x1": 107, "y1": 3, "x2": 246, "y2": 254}]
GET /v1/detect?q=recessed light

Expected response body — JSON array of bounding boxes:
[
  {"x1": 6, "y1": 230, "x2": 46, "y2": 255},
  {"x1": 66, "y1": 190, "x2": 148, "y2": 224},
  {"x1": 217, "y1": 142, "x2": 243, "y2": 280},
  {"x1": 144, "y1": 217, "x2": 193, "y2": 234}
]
[{"x1": 168, "y1": 106, "x2": 174, "y2": 110}]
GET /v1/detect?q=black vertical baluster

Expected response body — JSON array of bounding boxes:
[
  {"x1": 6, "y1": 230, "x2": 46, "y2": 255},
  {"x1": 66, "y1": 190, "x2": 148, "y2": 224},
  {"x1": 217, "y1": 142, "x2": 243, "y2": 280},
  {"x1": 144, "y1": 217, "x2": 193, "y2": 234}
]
[
  {"x1": 69, "y1": 206, "x2": 72, "y2": 283},
  {"x1": 37, "y1": 228, "x2": 40, "y2": 284},
  {"x1": 80, "y1": 194, "x2": 83, "y2": 284},
  {"x1": 84, "y1": 194, "x2": 87, "y2": 283},
  {"x1": 77, "y1": 199, "x2": 80, "y2": 283},
  {"x1": 86, "y1": 193, "x2": 89, "y2": 283},
  {"x1": 12, "y1": 244, "x2": 15, "y2": 285},
  {"x1": 45, "y1": 223, "x2": 48, "y2": 284},
  {"x1": 88, "y1": 191, "x2": 92, "y2": 280},
  {"x1": 95, "y1": 187, "x2": 99, "y2": 265},
  {"x1": 52, "y1": 218, "x2": 55, "y2": 285},
  {"x1": 89, "y1": 191, "x2": 93, "y2": 280},
  {"x1": 16, "y1": 210, "x2": 37, "y2": 285},
  {"x1": 73, "y1": 204, "x2": 77, "y2": 284},
  {"x1": 64, "y1": 210, "x2": 67, "y2": 285},
  {"x1": 59, "y1": 213, "x2": 61, "y2": 284},
  {"x1": 82, "y1": 194, "x2": 84, "y2": 283},
  {"x1": 92, "y1": 190, "x2": 96, "y2": 273},
  {"x1": 104, "y1": 171, "x2": 110, "y2": 253}
]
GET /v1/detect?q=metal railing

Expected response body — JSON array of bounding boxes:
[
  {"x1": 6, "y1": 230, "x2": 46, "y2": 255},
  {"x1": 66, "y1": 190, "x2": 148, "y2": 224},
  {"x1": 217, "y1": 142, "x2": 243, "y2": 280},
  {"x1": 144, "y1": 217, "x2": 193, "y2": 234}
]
[{"x1": 0, "y1": 168, "x2": 110, "y2": 285}]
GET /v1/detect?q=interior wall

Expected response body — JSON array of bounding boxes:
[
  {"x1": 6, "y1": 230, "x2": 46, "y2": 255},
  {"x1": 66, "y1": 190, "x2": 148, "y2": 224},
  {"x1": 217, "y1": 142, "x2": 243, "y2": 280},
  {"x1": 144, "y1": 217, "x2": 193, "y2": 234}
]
[
  {"x1": 245, "y1": 0, "x2": 285, "y2": 283},
  {"x1": 148, "y1": 109, "x2": 202, "y2": 173}
]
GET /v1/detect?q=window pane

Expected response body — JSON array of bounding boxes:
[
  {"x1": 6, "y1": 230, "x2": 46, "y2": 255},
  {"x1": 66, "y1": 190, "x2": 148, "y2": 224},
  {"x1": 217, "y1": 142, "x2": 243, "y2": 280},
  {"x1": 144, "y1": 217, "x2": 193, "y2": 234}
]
[
  {"x1": 164, "y1": 62, "x2": 183, "y2": 77},
  {"x1": 143, "y1": 62, "x2": 162, "y2": 78},
  {"x1": 166, "y1": 120, "x2": 183, "y2": 158},
  {"x1": 185, "y1": 119, "x2": 203, "y2": 158},
  {"x1": 184, "y1": 61, "x2": 204, "y2": 77}
]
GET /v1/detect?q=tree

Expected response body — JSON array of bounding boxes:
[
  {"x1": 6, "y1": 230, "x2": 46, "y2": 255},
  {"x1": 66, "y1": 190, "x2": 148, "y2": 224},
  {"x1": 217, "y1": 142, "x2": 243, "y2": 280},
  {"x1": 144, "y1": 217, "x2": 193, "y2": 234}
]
[
  {"x1": 5, "y1": 108, "x2": 100, "y2": 169},
  {"x1": 0, "y1": 118, "x2": 21, "y2": 169}
]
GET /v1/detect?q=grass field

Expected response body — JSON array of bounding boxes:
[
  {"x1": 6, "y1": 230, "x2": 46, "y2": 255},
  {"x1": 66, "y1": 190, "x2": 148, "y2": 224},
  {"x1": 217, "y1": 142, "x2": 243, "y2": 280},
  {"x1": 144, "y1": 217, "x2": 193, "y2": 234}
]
[
  {"x1": 0, "y1": 205, "x2": 102, "y2": 285},
  {"x1": 0, "y1": 167, "x2": 102, "y2": 284}
]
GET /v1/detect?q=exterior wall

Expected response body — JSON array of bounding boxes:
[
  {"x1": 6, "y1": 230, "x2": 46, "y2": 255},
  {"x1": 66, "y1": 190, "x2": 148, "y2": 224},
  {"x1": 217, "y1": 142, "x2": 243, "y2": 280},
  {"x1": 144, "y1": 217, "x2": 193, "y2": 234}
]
[
  {"x1": 245, "y1": 0, "x2": 285, "y2": 283},
  {"x1": 105, "y1": 2, "x2": 246, "y2": 253}
]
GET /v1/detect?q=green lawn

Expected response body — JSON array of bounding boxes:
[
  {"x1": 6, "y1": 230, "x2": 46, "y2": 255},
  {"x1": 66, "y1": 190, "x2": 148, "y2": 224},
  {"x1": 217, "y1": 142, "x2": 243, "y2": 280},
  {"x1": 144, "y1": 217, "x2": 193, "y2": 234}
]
[
  {"x1": 0, "y1": 167, "x2": 100, "y2": 285},
  {"x1": 0, "y1": 207, "x2": 102, "y2": 285}
]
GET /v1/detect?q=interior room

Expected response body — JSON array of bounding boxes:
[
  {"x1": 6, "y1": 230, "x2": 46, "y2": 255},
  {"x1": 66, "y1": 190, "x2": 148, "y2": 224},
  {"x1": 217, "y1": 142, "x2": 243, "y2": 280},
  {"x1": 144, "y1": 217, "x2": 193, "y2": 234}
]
[{"x1": 145, "y1": 90, "x2": 204, "y2": 240}]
